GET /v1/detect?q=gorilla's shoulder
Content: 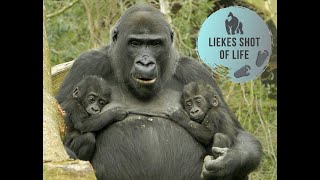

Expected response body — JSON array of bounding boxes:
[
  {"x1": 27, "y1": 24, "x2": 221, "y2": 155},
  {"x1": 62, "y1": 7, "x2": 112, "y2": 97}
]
[
  {"x1": 174, "y1": 56, "x2": 215, "y2": 85},
  {"x1": 68, "y1": 45, "x2": 113, "y2": 76},
  {"x1": 74, "y1": 45, "x2": 111, "y2": 65}
]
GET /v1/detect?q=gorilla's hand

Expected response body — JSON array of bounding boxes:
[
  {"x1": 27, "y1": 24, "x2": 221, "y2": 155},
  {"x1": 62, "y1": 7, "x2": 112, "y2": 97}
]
[
  {"x1": 109, "y1": 107, "x2": 128, "y2": 121},
  {"x1": 201, "y1": 147, "x2": 239, "y2": 180},
  {"x1": 166, "y1": 106, "x2": 189, "y2": 123}
]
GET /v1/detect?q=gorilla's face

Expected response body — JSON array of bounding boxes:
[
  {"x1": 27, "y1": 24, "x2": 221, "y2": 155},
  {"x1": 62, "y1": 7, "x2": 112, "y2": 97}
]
[
  {"x1": 113, "y1": 10, "x2": 173, "y2": 99},
  {"x1": 183, "y1": 95, "x2": 209, "y2": 123}
]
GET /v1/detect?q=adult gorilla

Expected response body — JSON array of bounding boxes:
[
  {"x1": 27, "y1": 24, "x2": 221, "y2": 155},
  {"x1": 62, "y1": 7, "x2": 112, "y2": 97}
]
[{"x1": 56, "y1": 4, "x2": 262, "y2": 180}]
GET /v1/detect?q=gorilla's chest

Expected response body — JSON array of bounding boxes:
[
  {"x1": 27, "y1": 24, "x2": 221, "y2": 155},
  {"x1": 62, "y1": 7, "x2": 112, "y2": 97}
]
[
  {"x1": 107, "y1": 86, "x2": 183, "y2": 114},
  {"x1": 92, "y1": 116, "x2": 205, "y2": 179},
  {"x1": 92, "y1": 86, "x2": 205, "y2": 179}
]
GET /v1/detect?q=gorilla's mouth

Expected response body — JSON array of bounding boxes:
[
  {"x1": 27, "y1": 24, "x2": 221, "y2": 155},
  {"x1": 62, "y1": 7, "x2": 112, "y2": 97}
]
[
  {"x1": 191, "y1": 115, "x2": 204, "y2": 123},
  {"x1": 191, "y1": 116, "x2": 201, "y2": 121},
  {"x1": 132, "y1": 75, "x2": 156, "y2": 84}
]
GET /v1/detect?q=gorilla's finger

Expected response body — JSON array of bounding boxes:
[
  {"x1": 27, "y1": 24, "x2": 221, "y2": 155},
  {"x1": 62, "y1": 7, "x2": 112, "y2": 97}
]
[
  {"x1": 204, "y1": 155, "x2": 225, "y2": 171},
  {"x1": 204, "y1": 155, "x2": 215, "y2": 163},
  {"x1": 211, "y1": 147, "x2": 228, "y2": 155},
  {"x1": 200, "y1": 168, "x2": 211, "y2": 180}
]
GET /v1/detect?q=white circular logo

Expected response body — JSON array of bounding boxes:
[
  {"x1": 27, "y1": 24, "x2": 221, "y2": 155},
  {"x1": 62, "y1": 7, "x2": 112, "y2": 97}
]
[{"x1": 197, "y1": 6, "x2": 272, "y2": 83}]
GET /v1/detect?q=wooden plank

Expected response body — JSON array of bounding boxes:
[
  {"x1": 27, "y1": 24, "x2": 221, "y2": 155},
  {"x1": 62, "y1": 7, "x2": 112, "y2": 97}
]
[{"x1": 51, "y1": 60, "x2": 74, "y2": 96}]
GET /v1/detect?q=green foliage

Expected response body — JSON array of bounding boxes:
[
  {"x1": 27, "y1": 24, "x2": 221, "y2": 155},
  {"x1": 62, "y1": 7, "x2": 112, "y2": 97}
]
[
  {"x1": 44, "y1": 0, "x2": 121, "y2": 65},
  {"x1": 218, "y1": 77, "x2": 277, "y2": 180},
  {"x1": 44, "y1": 0, "x2": 277, "y2": 179},
  {"x1": 171, "y1": 0, "x2": 215, "y2": 58},
  {"x1": 45, "y1": 0, "x2": 88, "y2": 65}
]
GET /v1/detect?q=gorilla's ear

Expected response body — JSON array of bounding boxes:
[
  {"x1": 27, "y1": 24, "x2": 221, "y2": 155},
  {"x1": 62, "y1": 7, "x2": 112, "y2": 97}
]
[
  {"x1": 170, "y1": 30, "x2": 174, "y2": 43},
  {"x1": 72, "y1": 87, "x2": 80, "y2": 98},
  {"x1": 212, "y1": 95, "x2": 219, "y2": 107},
  {"x1": 112, "y1": 28, "x2": 118, "y2": 42}
]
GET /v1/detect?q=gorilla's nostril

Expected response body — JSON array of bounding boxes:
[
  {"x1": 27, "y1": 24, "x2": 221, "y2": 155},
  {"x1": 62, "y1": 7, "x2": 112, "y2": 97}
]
[
  {"x1": 92, "y1": 107, "x2": 98, "y2": 112},
  {"x1": 147, "y1": 62, "x2": 155, "y2": 67},
  {"x1": 136, "y1": 60, "x2": 155, "y2": 67},
  {"x1": 136, "y1": 61, "x2": 144, "y2": 66},
  {"x1": 191, "y1": 109, "x2": 199, "y2": 114}
]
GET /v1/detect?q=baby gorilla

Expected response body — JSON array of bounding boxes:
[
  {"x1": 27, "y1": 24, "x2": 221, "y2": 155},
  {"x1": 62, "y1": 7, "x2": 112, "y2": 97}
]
[
  {"x1": 168, "y1": 82, "x2": 239, "y2": 157},
  {"x1": 61, "y1": 75, "x2": 127, "y2": 160}
]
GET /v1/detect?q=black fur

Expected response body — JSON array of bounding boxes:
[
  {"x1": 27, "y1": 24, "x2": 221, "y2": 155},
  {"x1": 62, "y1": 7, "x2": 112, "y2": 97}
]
[
  {"x1": 61, "y1": 75, "x2": 127, "y2": 160},
  {"x1": 181, "y1": 82, "x2": 239, "y2": 148}
]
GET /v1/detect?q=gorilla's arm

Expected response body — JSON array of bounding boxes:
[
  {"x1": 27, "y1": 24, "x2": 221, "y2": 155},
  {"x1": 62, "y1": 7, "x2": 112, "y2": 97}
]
[
  {"x1": 201, "y1": 131, "x2": 262, "y2": 179},
  {"x1": 73, "y1": 107, "x2": 128, "y2": 134},
  {"x1": 63, "y1": 99, "x2": 127, "y2": 134},
  {"x1": 180, "y1": 121, "x2": 213, "y2": 145},
  {"x1": 56, "y1": 45, "x2": 112, "y2": 104},
  {"x1": 174, "y1": 56, "x2": 220, "y2": 94},
  {"x1": 167, "y1": 108, "x2": 213, "y2": 146},
  {"x1": 175, "y1": 57, "x2": 262, "y2": 178},
  {"x1": 167, "y1": 107, "x2": 213, "y2": 146}
]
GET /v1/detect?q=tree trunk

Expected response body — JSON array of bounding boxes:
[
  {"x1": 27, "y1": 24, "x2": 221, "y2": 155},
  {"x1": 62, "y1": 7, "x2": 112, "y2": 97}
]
[
  {"x1": 43, "y1": 4, "x2": 96, "y2": 180},
  {"x1": 160, "y1": 0, "x2": 172, "y2": 24}
]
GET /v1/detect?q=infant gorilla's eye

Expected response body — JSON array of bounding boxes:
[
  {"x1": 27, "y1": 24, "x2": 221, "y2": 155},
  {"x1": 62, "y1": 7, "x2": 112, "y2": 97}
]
[
  {"x1": 99, "y1": 100, "x2": 106, "y2": 105},
  {"x1": 88, "y1": 95, "x2": 95, "y2": 102},
  {"x1": 186, "y1": 102, "x2": 192, "y2": 106}
]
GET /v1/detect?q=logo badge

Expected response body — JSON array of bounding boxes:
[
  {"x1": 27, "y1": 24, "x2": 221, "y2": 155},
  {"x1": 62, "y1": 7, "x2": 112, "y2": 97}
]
[{"x1": 197, "y1": 6, "x2": 272, "y2": 83}]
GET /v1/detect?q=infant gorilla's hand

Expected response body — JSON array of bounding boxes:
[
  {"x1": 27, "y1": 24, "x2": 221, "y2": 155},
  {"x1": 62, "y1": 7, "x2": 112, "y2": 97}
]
[
  {"x1": 110, "y1": 107, "x2": 128, "y2": 121},
  {"x1": 166, "y1": 106, "x2": 189, "y2": 123},
  {"x1": 201, "y1": 147, "x2": 240, "y2": 180}
]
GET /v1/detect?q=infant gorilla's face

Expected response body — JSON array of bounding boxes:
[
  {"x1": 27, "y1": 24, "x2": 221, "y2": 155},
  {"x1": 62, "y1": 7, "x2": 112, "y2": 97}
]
[
  {"x1": 85, "y1": 93, "x2": 109, "y2": 115},
  {"x1": 183, "y1": 95, "x2": 209, "y2": 123}
]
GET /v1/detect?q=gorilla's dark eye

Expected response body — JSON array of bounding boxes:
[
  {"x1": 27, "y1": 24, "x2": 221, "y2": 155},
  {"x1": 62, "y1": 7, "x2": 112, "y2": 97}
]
[
  {"x1": 130, "y1": 40, "x2": 141, "y2": 47},
  {"x1": 151, "y1": 40, "x2": 161, "y2": 47},
  {"x1": 88, "y1": 95, "x2": 95, "y2": 102},
  {"x1": 196, "y1": 99, "x2": 202, "y2": 106},
  {"x1": 186, "y1": 101, "x2": 192, "y2": 106},
  {"x1": 99, "y1": 100, "x2": 106, "y2": 106}
]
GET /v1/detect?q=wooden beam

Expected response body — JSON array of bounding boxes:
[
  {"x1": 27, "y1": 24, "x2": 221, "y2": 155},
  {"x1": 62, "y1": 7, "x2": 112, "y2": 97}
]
[{"x1": 51, "y1": 60, "x2": 74, "y2": 96}]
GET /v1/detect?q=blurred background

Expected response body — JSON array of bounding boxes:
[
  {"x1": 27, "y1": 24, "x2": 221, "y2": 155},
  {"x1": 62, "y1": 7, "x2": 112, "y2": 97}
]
[{"x1": 44, "y1": 0, "x2": 277, "y2": 179}]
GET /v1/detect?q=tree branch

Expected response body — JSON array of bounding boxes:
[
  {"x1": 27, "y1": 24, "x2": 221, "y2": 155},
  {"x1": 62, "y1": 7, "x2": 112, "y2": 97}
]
[{"x1": 46, "y1": 0, "x2": 80, "y2": 19}]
